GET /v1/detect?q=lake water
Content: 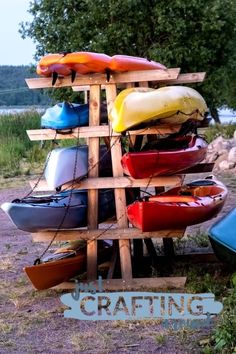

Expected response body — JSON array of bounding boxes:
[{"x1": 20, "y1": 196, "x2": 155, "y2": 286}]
[
  {"x1": 0, "y1": 106, "x2": 236, "y2": 124},
  {"x1": 0, "y1": 106, "x2": 46, "y2": 115}
]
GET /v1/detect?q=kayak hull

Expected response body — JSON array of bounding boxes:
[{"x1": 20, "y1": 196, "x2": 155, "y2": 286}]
[
  {"x1": 109, "y1": 86, "x2": 207, "y2": 133},
  {"x1": 121, "y1": 135, "x2": 208, "y2": 179},
  {"x1": 36, "y1": 52, "x2": 166, "y2": 77},
  {"x1": 1, "y1": 189, "x2": 115, "y2": 233},
  {"x1": 41, "y1": 102, "x2": 89, "y2": 129},
  {"x1": 24, "y1": 252, "x2": 87, "y2": 290},
  {"x1": 24, "y1": 243, "x2": 111, "y2": 290},
  {"x1": 109, "y1": 55, "x2": 166, "y2": 71},
  {"x1": 209, "y1": 208, "x2": 236, "y2": 267},
  {"x1": 44, "y1": 144, "x2": 112, "y2": 189},
  {"x1": 127, "y1": 179, "x2": 227, "y2": 231}
]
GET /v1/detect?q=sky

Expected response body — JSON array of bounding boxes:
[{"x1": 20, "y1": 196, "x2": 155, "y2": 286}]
[{"x1": 0, "y1": 0, "x2": 36, "y2": 65}]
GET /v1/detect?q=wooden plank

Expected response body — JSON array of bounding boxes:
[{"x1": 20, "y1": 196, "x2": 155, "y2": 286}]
[
  {"x1": 72, "y1": 72, "x2": 206, "y2": 92},
  {"x1": 155, "y1": 72, "x2": 206, "y2": 86},
  {"x1": 29, "y1": 175, "x2": 182, "y2": 192},
  {"x1": 178, "y1": 162, "x2": 214, "y2": 174},
  {"x1": 174, "y1": 252, "x2": 220, "y2": 263},
  {"x1": 27, "y1": 124, "x2": 181, "y2": 141},
  {"x1": 106, "y1": 83, "x2": 133, "y2": 282},
  {"x1": 53, "y1": 277, "x2": 187, "y2": 290},
  {"x1": 25, "y1": 68, "x2": 180, "y2": 89},
  {"x1": 31, "y1": 228, "x2": 185, "y2": 242},
  {"x1": 87, "y1": 84, "x2": 100, "y2": 280}
]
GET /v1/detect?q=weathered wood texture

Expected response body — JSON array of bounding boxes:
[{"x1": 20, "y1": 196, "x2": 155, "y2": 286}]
[
  {"x1": 25, "y1": 68, "x2": 180, "y2": 89},
  {"x1": 31, "y1": 228, "x2": 185, "y2": 242},
  {"x1": 27, "y1": 124, "x2": 181, "y2": 141},
  {"x1": 53, "y1": 277, "x2": 187, "y2": 291}
]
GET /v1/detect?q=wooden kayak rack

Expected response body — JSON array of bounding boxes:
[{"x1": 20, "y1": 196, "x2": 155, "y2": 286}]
[{"x1": 25, "y1": 69, "x2": 214, "y2": 291}]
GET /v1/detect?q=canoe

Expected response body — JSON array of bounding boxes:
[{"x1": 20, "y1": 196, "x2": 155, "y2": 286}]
[
  {"x1": 109, "y1": 86, "x2": 207, "y2": 133},
  {"x1": 36, "y1": 52, "x2": 166, "y2": 79},
  {"x1": 208, "y1": 208, "x2": 236, "y2": 267},
  {"x1": 41, "y1": 102, "x2": 89, "y2": 130},
  {"x1": 24, "y1": 241, "x2": 112, "y2": 290},
  {"x1": 121, "y1": 135, "x2": 208, "y2": 179},
  {"x1": 44, "y1": 144, "x2": 112, "y2": 190},
  {"x1": 1, "y1": 189, "x2": 115, "y2": 233},
  {"x1": 109, "y1": 55, "x2": 166, "y2": 71},
  {"x1": 127, "y1": 178, "x2": 227, "y2": 232}
]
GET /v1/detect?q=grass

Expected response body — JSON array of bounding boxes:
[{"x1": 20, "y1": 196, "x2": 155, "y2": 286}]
[
  {"x1": 0, "y1": 111, "x2": 84, "y2": 181},
  {"x1": 203, "y1": 122, "x2": 236, "y2": 143},
  {"x1": 0, "y1": 112, "x2": 235, "y2": 180},
  {"x1": 0, "y1": 111, "x2": 48, "y2": 177}
]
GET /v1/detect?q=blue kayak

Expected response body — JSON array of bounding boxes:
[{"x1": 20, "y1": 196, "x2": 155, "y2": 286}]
[
  {"x1": 1, "y1": 189, "x2": 115, "y2": 233},
  {"x1": 41, "y1": 102, "x2": 89, "y2": 129},
  {"x1": 208, "y1": 207, "x2": 236, "y2": 267}
]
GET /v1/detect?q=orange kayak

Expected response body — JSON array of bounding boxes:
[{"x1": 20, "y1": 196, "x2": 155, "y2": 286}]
[
  {"x1": 24, "y1": 251, "x2": 87, "y2": 290},
  {"x1": 36, "y1": 52, "x2": 166, "y2": 78},
  {"x1": 24, "y1": 241, "x2": 112, "y2": 290},
  {"x1": 36, "y1": 53, "x2": 71, "y2": 77},
  {"x1": 110, "y1": 55, "x2": 166, "y2": 71},
  {"x1": 60, "y1": 51, "x2": 112, "y2": 74}
]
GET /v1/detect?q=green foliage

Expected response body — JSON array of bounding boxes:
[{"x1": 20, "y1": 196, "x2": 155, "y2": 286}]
[
  {"x1": 186, "y1": 270, "x2": 226, "y2": 296},
  {"x1": 155, "y1": 334, "x2": 166, "y2": 345},
  {"x1": 203, "y1": 123, "x2": 236, "y2": 142},
  {"x1": 20, "y1": 0, "x2": 236, "y2": 112},
  {"x1": 0, "y1": 112, "x2": 86, "y2": 177},
  {"x1": 0, "y1": 66, "x2": 51, "y2": 106},
  {"x1": 0, "y1": 112, "x2": 50, "y2": 176},
  {"x1": 213, "y1": 287, "x2": 236, "y2": 352}
]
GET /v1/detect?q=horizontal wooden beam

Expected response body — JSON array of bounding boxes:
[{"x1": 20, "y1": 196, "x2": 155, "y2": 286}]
[
  {"x1": 53, "y1": 277, "x2": 186, "y2": 290},
  {"x1": 72, "y1": 72, "x2": 206, "y2": 92},
  {"x1": 25, "y1": 68, "x2": 180, "y2": 89},
  {"x1": 31, "y1": 227, "x2": 185, "y2": 242},
  {"x1": 178, "y1": 162, "x2": 214, "y2": 174},
  {"x1": 156, "y1": 72, "x2": 206, "y2": 86},
  {"x1": 27, "y1": 124, "x2": 181, "y2": 141},
  {"x1": 29, "y1": 175, "x2": 182, "y2": 192}
]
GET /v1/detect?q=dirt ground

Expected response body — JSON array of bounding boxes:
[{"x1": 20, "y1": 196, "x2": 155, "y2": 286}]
[{"x1": 0, "y1": 172, "x2": 235, "y2": 354}]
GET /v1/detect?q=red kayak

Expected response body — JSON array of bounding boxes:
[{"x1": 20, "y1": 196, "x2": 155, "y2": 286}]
[
  {"x1": 121, "y1": 135, "x2": 208, "y2": 179},
  {"x1": 127, "y1": 178, "x2": 228, "y2": 232}
]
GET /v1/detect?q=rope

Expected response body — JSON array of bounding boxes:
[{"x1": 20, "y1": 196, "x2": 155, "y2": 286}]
[{"x1": 34, "y1": 105, "x2": 82, "y2": 262}]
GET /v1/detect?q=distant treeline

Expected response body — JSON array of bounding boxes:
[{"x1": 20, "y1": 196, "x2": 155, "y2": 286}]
[{"x1": 0, "y1": 66, "x2": 51, "y2": 106}]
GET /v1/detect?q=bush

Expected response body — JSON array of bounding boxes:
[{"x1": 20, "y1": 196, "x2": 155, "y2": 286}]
[
  {"x1": 203, "y1": 123, "x2": 236, "y2": 143},
  {"x1": 0, "y1": 111, "x2": 49, "y2": 176},
  {"x1": 213, "y1": 274, "x2": 236, "y2": 352}
]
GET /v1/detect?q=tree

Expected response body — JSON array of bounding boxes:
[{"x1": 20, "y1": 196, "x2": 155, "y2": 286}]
[{"x1": 20, "y1": 0, "x2": 236, "y2": 120}]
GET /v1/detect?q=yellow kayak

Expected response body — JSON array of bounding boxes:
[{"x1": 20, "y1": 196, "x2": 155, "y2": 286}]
[{"x1": 109, "y1": 86, "x2": 208, "y2": 133}]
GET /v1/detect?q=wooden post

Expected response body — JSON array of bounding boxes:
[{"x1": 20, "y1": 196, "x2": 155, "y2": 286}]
[
  {"x1": 106, "y1": 84, "x2": 133, "y2": 281},
  {"x1": 25, "y1": 69, "x2": 208, "y2": 291},
  {"x1": 87, "y1": 84, "x2": 100, "y2": 280}
]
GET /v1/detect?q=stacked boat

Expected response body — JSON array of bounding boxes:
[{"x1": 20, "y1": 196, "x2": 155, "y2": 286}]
[
  {"x1": 103, "y1": 83, "x2": 227, "y2": 234},
  {"x1": 1, "y1": 52, "x2": 231, "y2": 288},
  {"x1": 36, "y1": 52, "x2": 166, "y2": 84}
]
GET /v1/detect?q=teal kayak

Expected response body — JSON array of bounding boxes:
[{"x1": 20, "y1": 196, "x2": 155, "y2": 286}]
[{"x1": 209, "y1": 208, "x2": 236, "y2": 267}]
